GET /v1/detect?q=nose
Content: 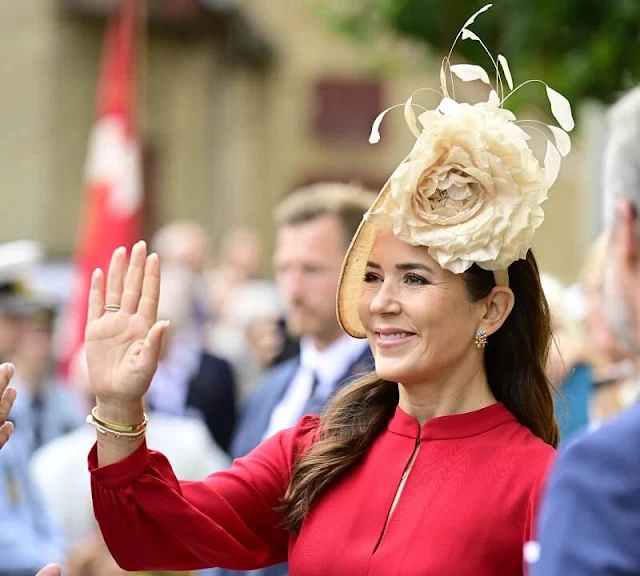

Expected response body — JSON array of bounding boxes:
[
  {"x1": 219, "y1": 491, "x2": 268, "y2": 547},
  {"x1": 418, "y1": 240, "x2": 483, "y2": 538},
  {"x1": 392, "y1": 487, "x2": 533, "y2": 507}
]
[
  {"x1": 278, "y1": 268, "x2": 304, "y2": 302},
  {"x1": 369, "y1": 278, "x2": 401, "y2": 316}
]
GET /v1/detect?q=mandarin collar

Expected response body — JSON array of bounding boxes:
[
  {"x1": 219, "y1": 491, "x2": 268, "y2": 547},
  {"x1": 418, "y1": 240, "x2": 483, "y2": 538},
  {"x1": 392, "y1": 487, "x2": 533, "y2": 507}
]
[{"x1": 387, "y1": 402, "x2": 515, "y2": 440}]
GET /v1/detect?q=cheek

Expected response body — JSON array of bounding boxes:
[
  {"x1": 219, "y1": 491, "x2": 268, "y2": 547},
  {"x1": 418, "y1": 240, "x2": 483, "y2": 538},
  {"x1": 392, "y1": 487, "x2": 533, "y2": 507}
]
[
  {"x1": 357, "y1": 290, "x2": 372, "y2": 325},
  {"x1": 412, "y1": 302, "x2": 474, "y2": 354}
]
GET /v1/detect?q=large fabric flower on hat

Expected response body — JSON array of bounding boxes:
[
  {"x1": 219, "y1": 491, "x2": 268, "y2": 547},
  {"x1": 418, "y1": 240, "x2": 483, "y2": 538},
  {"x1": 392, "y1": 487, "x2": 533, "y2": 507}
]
[
  {"x1": 368, "y1": 2, "x2": 574, "y2": 277},
  {"x1": 337, "y1": 3, "x2": 575, "y2": 338},
  {"x1": 371, "y1": 100, "x2": 546, "y2": 273}
]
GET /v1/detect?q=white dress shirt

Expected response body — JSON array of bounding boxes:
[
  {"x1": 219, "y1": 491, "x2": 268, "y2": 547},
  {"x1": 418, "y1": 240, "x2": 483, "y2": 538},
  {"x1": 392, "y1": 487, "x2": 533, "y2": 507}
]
[{"x1": 262, "y1": 334, "x2": 369, "y2": 440}]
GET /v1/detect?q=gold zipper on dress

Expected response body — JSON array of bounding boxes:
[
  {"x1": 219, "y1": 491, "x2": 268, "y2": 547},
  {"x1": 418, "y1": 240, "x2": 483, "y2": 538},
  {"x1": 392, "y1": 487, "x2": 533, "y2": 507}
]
[{"x1": 372, "y1": 437, "x2": 421, "y2": 554}]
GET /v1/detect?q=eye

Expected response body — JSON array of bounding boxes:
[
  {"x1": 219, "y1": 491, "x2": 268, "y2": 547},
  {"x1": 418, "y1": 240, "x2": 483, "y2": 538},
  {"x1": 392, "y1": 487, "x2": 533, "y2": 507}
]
[
  {"x1": 405, "y1": 272, "x2": 428, "y2": 286},
  {"x1": 363, "y1": 272, "x2": 381, "y2": 283}
]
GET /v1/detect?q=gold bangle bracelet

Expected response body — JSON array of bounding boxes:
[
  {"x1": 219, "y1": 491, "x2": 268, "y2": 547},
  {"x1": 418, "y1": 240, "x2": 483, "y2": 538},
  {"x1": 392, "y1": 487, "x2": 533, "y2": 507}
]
[
  {"x1": 86, "y1": 414, "x2": 147, "y2": 439},
  {"x1": 90, "y1": 406, "x2": 148, "y2": 433}
]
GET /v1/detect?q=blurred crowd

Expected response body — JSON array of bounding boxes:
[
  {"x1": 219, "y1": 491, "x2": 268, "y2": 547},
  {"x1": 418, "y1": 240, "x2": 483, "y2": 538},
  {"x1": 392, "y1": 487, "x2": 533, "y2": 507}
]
[{"x1": 0, "y1": 172, "x2": 638, "y2": 576}]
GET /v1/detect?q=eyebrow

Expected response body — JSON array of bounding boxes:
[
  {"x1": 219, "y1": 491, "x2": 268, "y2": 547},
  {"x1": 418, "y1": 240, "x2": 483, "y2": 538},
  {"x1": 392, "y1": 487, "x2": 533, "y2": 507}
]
[{"x1": 367, "y1": 260, "x2": 434, "y2": 274}]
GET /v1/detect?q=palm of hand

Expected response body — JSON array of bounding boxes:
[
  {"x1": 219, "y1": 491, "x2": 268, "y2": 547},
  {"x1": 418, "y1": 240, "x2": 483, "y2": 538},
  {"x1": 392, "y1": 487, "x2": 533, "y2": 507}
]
[{"x1": 85, "y1": 243, "x2": 168, "y2": 403}]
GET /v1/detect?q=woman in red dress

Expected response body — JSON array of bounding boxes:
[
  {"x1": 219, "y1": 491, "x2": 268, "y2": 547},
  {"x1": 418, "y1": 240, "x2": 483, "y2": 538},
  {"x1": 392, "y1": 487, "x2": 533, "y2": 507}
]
[{"x1": 86, "y1": 5, "x2": 574, "y2": 575}]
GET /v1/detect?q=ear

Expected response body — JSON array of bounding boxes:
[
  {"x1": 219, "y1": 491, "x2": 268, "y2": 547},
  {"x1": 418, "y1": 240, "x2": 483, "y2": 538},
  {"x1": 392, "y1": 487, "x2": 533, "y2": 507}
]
[{"x1": 479, "y1": 286, "x2": 515, "y2": 336}]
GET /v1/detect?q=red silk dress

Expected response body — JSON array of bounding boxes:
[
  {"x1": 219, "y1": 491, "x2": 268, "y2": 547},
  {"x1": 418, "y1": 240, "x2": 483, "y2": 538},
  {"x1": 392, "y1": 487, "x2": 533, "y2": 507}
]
[{"x1": 89, "y1": 402, "x2": 554, "y2": 575}]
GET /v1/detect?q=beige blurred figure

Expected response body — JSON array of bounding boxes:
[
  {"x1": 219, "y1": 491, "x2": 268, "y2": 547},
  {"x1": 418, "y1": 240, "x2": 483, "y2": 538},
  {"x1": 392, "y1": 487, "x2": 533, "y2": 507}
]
[
  {"x1": 581, "y1": 233, "x2": 638, "y2": 423},
  {"x1": 151, "y1": 220, "x2": 211, "y2": 275},
  {"x1": 542, "y1": 237, "x2": 638, "y2": 438},
  {"x1": 207, "y1": 227, "x2": 265, "y2": 321},
  {"x1": 542, "y1": 274, "x2": 588, "y2": 388},
  {"x1": 151, "y1": 220, "x2": 214, "y2": 333},
  {"x1": 218, "y1": 227, "x2": 264, "y2": 281},
  {"x1": 207, "y1": 227, "x2": 286, "y2": 402},
  {"x1": 209, "y1": 279, "x2": 285, "y2": 403},
  {"x1": 541, "y1": 274, "x2": 594, "y2": 439}
]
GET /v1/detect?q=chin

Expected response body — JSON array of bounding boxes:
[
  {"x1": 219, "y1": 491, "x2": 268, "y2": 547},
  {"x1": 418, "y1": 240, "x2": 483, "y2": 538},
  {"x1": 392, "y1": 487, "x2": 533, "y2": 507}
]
[{"x1": 374, "y1": 359, "x2": 421, "y2": 384}]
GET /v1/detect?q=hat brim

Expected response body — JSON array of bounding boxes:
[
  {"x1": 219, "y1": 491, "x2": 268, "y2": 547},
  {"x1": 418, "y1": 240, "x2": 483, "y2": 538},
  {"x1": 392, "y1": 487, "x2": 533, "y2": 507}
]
[{"x1": 337, "y1": 171, "x2": 398, "y2": 339}]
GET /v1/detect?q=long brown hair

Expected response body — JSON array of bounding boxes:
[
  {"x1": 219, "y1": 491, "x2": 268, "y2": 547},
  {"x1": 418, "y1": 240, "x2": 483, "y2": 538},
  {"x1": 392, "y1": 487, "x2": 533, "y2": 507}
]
[{"x1": 280, "y1": 250, "x2": 557, "y2": 532}]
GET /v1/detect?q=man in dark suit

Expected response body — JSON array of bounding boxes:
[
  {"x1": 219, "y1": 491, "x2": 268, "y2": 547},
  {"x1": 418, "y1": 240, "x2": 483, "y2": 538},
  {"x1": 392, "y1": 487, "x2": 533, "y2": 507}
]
[
  {"x1": 531, "y1": 88, "x2": 640, "y2": 575},
  {"x1": 224, "y1": 183, "x2": 375, "y2": 576}
]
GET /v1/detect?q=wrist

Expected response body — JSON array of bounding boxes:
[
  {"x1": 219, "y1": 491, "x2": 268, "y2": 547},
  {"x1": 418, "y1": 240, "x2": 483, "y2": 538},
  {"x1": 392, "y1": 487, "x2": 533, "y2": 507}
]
[{"x1": 94, "y1": 398, "x2": 145, "y2": 426}]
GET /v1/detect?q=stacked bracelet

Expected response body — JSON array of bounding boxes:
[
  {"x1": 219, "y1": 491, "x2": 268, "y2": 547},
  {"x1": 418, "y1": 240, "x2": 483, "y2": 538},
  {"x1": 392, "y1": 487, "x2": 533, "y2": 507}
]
[{"x1": 86, "y1": 406, "x2": 149, "y2": 439}]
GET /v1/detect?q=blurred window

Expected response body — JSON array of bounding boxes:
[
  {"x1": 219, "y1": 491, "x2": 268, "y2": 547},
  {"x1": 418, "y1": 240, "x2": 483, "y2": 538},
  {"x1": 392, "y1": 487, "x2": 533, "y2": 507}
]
[{"x1": 312, "y1": 77, "x2": 383, "y2": 143}]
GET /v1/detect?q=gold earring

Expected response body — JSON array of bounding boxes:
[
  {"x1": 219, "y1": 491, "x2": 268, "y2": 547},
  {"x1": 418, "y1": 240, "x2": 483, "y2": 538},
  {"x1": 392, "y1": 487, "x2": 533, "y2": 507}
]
[{"x1": 475, "y1": 328, "x2": 487, "y2": 349}]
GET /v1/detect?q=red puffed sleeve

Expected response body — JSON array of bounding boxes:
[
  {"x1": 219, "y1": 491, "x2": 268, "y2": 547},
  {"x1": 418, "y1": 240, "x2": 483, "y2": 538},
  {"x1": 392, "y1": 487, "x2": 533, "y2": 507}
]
[{"x1": 89, "y1": 415, "x2": 319, "y2": 572}]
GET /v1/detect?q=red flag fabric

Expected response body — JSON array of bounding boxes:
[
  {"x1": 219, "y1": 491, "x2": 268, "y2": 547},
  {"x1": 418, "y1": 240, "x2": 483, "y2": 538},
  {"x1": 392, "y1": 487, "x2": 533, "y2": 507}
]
[{"x1": 60, "y1": 0, "x2": 142, "y2": 377}]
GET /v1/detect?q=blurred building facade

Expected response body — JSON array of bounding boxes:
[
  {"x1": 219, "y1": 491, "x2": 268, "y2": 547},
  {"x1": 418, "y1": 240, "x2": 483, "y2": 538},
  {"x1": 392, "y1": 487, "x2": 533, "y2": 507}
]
[{"x1": 0, "y1": 0, "x2": 602, "y2": 283}]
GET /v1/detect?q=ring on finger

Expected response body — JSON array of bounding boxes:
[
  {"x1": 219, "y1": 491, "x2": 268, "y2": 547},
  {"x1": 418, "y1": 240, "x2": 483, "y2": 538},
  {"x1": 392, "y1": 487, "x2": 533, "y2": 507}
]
[{"x1": 104, "y1": 304, "x2": 122, "y2": 313}]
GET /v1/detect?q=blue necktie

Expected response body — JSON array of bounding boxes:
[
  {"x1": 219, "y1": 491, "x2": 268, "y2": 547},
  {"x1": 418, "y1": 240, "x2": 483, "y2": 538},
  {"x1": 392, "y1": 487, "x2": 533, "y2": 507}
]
[{"x1": 301, "y1": 371, "x2": 324, "y2": 416}]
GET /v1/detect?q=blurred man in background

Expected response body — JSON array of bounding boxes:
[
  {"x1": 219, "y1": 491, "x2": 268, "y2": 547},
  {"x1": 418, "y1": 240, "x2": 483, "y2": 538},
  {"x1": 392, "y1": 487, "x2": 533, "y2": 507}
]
[
  {"x1": 152, "y1": 220, "x2": 211, "y2": 276},
  {"x1": 0, "y1": 240, "x2": 84, "y2": 455},
  {"x1": 147, "y1": 264, "x2": 237, "y2": 452},
  {"x1": 152, "y1": 220, "x2": 214, "y2": 333},
  {"x1": 0, "y1": 241, "x2": 43, "y2": 364},
  {"x1": 10, "y1": 300, "x2": 84, "y2": 454},
  {"x1": 0, "y1": 244, "x2": 75, "y2": 576},
  {"x1": 533, "y1": 87, "x2": 640, "y2": 575},
  {"x1": 224, "y1": 182, "x2": 375, "y2": 576}
]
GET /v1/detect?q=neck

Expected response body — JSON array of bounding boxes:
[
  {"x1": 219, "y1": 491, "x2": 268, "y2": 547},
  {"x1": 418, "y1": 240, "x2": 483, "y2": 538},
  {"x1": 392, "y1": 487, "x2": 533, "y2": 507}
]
[
  {"x1": 309, "y1": 328, "x2": 345, "y2": 352},
  {"x1": 398, "y1": 356, "x2": 495, "y2": 426}
]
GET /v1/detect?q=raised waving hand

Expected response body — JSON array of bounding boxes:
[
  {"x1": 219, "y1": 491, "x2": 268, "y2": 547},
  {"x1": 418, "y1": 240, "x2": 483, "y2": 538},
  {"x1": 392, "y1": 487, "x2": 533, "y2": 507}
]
[{"x1": 85, "y1": 241, "x2": 169, "y2": 418}]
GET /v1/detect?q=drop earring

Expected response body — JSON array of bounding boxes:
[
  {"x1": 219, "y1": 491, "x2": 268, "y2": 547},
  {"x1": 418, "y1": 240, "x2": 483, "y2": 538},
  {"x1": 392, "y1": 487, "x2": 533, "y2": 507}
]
[{"x1": 475, "y1": 328, "x2": 488, "y2": 349}]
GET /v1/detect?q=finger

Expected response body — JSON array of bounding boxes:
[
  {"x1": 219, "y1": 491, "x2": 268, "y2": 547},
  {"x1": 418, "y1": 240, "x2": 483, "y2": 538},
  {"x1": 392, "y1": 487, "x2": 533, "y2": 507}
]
[
  {"x1": 0, "y1": 362, "x2": 14, "y2": 390},
  {"x1": 87, "y1": 268, "x2": 105, "y2": 323},
  {"x1": 121, "y1": 241, "x2": 147, "y2": 314},
  {"x1": 0, "y1": 421, "x2": 14, "y2": 449},
  {"x1": 105, "y1": 246, "x2": 127, "y2": 308},
  {"x1": 36, "y1": 564, "x2": 62, "y2": 576},
  {"x1": 0, "y1": 364, "x2": 15, "y2": 416},
  {"x1": 138, "y1": 253, "x2": 161, "y2": 322},
  {"x1": 140, "y1": 320, "x2": 170, "y2": 374},
  {"x1": 0, "y1": 387, "x2": 17, "y2": 424}
]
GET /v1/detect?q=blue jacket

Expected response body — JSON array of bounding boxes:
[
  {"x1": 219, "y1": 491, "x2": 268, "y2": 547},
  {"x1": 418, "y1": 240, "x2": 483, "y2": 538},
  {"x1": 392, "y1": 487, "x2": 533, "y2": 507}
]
[
  {"x1": 185, "y1": 353, "x2": 237, "y2": 453},
  {"x1": 532, "y1": 402, "x2": 640, "y2": 575}
]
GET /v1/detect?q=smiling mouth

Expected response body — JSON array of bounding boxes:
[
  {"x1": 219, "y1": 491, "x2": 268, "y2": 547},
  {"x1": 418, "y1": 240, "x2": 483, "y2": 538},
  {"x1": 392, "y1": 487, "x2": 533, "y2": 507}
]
[{"x1": 377, "y1": 332, "x2": 415, "y2": 341}]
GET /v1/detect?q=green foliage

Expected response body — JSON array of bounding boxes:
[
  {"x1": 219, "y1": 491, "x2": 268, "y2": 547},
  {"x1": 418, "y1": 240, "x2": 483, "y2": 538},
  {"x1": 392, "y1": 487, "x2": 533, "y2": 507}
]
[{"x1": 321, "y1": 0, "x2": 640, "y2": 107}]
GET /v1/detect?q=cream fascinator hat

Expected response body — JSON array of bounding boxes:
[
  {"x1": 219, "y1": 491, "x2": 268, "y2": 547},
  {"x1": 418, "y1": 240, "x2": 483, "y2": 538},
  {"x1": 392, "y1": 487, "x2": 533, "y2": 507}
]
[{"x1": 337, "y1": 3, "x2": 574, "y2": 339}]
